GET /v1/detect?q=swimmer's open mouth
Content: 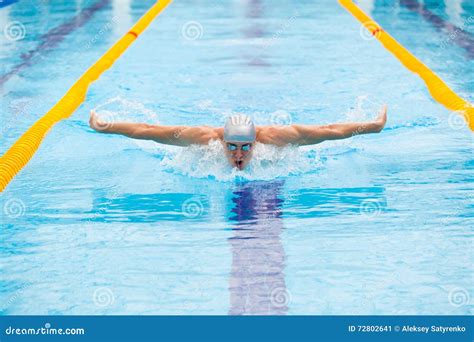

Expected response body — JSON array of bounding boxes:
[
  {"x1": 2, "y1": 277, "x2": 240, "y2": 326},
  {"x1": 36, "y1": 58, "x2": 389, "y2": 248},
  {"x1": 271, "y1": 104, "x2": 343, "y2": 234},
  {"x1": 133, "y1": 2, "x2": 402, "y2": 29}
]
[{"x1": 236, "y1": 161, "x2": 243, "y2": 169}]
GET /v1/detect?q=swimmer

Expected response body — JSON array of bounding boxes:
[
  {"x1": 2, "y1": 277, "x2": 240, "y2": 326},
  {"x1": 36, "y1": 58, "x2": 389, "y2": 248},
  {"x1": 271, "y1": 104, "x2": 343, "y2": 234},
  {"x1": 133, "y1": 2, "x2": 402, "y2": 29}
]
[{"x1": 89, "y1": 105, "x2": 387, "y2": 170}]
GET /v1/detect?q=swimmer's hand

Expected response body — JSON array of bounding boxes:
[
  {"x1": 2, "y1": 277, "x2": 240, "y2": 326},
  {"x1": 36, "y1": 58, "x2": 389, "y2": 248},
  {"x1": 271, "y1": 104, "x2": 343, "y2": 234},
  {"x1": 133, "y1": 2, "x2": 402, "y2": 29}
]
[
  {"x1": 89, "y1": 110, "x2": 108, "y2": 131},
  {"x1": 374, "y1": 104, "x2": 388, "y2": 132}
]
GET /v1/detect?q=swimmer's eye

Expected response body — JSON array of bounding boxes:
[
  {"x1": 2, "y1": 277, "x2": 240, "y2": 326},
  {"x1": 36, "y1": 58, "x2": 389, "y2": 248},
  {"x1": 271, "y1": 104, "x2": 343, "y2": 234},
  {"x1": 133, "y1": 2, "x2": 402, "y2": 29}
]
[
  {"x1": 227, "y1": 143, "x2": 238, "y2": 151},
  {"x1": 241, "y1": 144, "x2": 251, "y2": 152}
]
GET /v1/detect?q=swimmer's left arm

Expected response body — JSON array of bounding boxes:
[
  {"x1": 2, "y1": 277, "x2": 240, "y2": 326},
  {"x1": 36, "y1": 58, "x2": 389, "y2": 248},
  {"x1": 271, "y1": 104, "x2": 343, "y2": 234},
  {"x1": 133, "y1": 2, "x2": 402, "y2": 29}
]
[{"x1": 260, "y1": 105, "x2": 387, "y2": 146}]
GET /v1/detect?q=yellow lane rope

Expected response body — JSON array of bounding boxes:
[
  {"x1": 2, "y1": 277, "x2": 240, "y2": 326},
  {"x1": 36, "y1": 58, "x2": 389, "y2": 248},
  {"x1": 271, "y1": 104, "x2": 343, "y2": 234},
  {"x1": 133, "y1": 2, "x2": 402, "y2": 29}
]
[
  {"x1": 0, "y1": 0, "x2": 173, "y2": 192},
  {"x1": 338, "y1": 0, "x2": 473, "y2": 132}
]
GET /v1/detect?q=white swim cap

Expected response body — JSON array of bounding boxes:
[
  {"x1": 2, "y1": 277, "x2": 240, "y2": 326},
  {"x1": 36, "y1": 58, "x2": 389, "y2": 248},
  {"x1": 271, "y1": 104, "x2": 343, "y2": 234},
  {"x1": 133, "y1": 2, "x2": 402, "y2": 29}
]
[{"x1": 224, "y1": 114, "x2": 256, "y2": 142}]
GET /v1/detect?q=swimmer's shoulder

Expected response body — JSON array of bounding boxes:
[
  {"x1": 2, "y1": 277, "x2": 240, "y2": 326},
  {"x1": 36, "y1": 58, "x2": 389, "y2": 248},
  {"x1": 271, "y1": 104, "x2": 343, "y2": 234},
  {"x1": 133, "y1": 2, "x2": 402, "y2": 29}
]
[
  {"x1": 201, "y1": 126, "x2": 224, "y2": 142},
  {"x1": 255, "y1": 126, "x2": 277, "y2": 144},
  {"x1": 255, "y1": 125, "x2": 295, "y2": 146}
]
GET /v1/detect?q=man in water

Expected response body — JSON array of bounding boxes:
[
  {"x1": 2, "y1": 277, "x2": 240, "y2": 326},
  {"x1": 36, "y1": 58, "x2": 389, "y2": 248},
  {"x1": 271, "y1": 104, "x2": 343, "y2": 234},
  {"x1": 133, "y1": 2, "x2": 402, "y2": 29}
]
[{"x1": 89, "y1": 105, "x2": 387, "y2": 170}]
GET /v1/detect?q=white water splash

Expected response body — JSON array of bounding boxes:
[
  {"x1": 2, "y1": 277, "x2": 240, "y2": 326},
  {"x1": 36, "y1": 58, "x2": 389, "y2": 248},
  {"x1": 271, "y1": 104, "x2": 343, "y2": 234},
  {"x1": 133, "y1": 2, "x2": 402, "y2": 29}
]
[
  {"x1": 94, "y1": 96, "x2": 160, "y2": 124},
  {"x1": 345, "y1": 95, "x2": 385, "y2": 122},
  {"x1": 161, "y1": 140, "x2": 323, "y2": 181}
]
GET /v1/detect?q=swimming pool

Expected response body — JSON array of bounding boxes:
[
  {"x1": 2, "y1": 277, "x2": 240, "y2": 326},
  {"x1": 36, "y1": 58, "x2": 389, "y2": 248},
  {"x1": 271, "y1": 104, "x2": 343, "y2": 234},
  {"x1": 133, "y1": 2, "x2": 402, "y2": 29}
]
[{"x1": 1, "y1": 0, "x2": 472, "y2": 315}]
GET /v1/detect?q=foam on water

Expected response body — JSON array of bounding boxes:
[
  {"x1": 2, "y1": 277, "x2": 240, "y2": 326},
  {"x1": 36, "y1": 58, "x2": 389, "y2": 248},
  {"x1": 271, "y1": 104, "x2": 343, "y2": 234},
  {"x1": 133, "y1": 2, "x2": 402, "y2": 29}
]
[
  {"x1": 161, "y1": 140, "x2": 323, "y2": 181},
  {"x1": 93, "y1": 96, "x2": 160, "y2": 124}
]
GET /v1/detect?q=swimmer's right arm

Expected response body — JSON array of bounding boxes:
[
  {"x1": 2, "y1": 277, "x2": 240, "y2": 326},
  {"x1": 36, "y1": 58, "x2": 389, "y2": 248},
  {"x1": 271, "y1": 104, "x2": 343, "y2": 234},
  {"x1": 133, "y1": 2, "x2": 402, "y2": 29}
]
[{"x1": 89, "y1": 110, "x2": 219, "y2": 146}]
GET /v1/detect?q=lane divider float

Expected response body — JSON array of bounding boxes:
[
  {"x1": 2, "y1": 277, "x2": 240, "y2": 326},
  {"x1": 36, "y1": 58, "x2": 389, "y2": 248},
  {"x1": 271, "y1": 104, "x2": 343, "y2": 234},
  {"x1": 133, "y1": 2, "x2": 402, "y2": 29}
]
[
  {"x1": 0, "y1": 0, "x2": 173, "y2": 192},
  {"x1": 338, "y1": 0, "x2": 473, "y2": 132}
]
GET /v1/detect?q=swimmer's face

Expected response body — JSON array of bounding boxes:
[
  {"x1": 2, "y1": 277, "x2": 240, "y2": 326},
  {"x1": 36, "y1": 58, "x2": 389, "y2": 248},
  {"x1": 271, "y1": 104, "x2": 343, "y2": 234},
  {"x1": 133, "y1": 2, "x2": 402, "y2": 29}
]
[{"x1": 224, "y1": 141, "x2": 254, "y2": 170}]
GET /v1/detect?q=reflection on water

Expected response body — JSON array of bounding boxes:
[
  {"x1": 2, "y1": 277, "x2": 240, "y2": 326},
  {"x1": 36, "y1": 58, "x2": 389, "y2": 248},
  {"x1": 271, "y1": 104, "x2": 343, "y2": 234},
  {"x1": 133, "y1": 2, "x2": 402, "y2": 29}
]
[
  {"x1": 283, "y1": 187, "x2": 388, "y2": 218},
  {"x1": 84, "y1": 191, "x2": 209, "y2": 223},
  {"x1": 228, "y1": 181, "x2": 288, "y2": 315},
  {"x1": 0, "y1": 0, "x2": 111, "y2": 87},
  {"x1": 242, "y1": 0, "x2": 270, "y2": 67},
  {"x1": 400, "y1": 0, "x2": 474, "y2": 58}
]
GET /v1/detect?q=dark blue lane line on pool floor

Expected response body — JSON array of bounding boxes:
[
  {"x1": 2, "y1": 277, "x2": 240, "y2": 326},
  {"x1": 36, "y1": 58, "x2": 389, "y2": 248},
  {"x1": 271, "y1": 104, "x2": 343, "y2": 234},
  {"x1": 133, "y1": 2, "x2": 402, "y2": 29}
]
[
  {"x1": 0, "y1": 0, "x2": 110, "y2": 87},
  {"x1": 0, "y1": 0, "x2": 18, "y2": 8},
  {"x1": 400, "y1": 0, "x2": 474, "y2": 59},
  {"x1": 0, "y1": 0, "x2": 18, "y2": 9}
]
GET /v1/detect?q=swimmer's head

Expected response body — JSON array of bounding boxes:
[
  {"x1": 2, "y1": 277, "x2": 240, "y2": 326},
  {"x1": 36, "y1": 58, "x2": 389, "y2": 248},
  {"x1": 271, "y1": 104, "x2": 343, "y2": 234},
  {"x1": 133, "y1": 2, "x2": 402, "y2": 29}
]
[
  {"x1": 223, "y1": 114, "x2": 256, "y2": 170},
  {"x1": 224, "y1": 114, "x2": 256, "y2": 143}
]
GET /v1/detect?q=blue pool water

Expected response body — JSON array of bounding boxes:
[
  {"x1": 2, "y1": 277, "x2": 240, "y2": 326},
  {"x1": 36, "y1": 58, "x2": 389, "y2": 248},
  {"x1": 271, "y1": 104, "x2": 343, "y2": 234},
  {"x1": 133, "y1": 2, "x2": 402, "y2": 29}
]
[{"x1": 1, "y1": 0, "x2": 473, "y2": 315}]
